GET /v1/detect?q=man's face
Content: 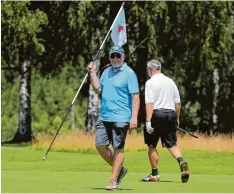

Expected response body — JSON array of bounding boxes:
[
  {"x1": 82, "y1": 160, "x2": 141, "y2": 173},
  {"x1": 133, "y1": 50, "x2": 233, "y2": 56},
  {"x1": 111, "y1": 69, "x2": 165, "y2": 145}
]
[{"x1": 109, "y1": 52, "x2": 125, "y2": 66}]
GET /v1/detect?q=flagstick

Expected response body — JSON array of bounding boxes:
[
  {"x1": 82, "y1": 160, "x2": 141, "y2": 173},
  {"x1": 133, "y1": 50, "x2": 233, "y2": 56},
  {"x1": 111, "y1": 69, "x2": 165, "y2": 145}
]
[{"x1": 93, "y1": 2, "x2": 125, "y2": 60}]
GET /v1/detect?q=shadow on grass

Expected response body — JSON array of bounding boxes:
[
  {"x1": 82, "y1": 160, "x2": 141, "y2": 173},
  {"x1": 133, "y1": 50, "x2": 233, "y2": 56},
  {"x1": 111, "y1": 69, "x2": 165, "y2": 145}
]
[
  {"x1": 139, "y1": 180, "x2": 181, "y2": 183},
  {"x1": 1, "y1": 141, "x2": 32, "y2": 147},
  {"x1": 88, "y1": 187, "x2": 133, "y2": 191}
]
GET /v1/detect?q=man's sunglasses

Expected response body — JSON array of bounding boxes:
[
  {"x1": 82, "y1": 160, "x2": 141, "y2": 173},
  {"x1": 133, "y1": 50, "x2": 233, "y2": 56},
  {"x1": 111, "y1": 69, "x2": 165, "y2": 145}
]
[{"x1": 110, "y1": 53, "x2": 122, "y2": 59}]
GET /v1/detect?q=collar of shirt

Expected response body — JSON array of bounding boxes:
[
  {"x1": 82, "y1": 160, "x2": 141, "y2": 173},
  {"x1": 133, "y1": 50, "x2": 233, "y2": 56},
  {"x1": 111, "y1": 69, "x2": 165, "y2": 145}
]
[
  {"x1": 111, "y1": 62, "x2": 127, "y2": 72},
  {"x1": 151, "y1": 72, "x2": 164, "y2": 78}
]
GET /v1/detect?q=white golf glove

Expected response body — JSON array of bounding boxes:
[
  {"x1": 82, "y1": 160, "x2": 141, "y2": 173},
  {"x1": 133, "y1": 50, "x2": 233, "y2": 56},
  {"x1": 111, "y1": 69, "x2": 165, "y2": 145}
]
[{"x1": 146, "y1": 120, "x2": 154, "y2": 134}]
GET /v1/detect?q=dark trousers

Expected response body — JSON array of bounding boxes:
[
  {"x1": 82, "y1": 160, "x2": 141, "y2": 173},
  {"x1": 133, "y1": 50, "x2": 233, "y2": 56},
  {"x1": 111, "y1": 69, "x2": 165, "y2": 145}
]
[{"x1": 144, "y1": 109, "x2": 177, "y2": 148}]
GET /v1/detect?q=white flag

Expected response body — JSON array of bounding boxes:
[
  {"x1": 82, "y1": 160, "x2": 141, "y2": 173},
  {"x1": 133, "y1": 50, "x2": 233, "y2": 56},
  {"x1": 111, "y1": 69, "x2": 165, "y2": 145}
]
[{"x1": 111, "y1": 8, "x2": 127, "y2": 47}]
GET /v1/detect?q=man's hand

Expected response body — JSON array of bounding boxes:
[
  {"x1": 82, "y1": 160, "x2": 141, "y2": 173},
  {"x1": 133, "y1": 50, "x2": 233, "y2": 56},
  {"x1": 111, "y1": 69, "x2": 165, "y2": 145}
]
[
  {"x1": 176, "y1": 119, "x2": 180, "y2": 128},
  {"x1": 88, "y1": 62, "x2": 96, "y2": 74},
  {"x1": 146, "y1": 120, "x2": 154, "y2": 134},
  {"x1": 129, "y1": 117, "x2": 138, "y2": 130}
]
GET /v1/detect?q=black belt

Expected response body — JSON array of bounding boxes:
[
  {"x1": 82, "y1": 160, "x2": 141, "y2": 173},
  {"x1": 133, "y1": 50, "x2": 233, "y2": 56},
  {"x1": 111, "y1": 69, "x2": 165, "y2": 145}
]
[
  {"x1": 153, "y1": 109, "x2": 176, "y2": 119},
  {"x1": 154, "y1": 108, "x2": 175, "y2": 113}
]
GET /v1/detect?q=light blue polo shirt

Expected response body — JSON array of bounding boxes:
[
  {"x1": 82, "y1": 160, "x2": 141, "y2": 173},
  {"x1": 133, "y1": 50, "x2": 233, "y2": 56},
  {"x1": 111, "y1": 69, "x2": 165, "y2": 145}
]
[{"x1": 99, "y1": 63, "x2": 139, "y2": 122}]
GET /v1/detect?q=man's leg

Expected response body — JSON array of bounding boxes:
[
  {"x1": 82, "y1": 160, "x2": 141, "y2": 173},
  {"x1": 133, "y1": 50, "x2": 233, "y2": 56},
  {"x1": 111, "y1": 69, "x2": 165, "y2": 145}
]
[
  {"x1": 142, "y1": 115, "x2": 161, "y2": 182},
  {"x1": 168, "y1": 145, "x2": 182, "y2": 159},
  {"x1": 106, "y1": 148, "x2": 126, "y2": 190},
  {"x1": 161, "y1": 112, "x2": 190, "y2": 183},
  {"x1": 96, "y1": 145, "x2": 127, "y2": 186},
  {"x1": 142, "y1": 146, "x2": 160, "y2": 182},
  {"x1": 167, "y1": 146, "x2": 189, "y2": 183},
  {"x1": 105, "y1": 122, "x2": 128, "y2": 190},
  {"x1": 167, "y1": 145, "x2": 187, "y2": 166},
  {"x1": 96, "y1": 145, "x2": 113, "y2": 166},
  {"x1": 95, "y1": 120, "x2": 114, "y2": 166},
  {"x1": 110, "y1": 148, "x2": 124, "y2": 181},
  {"x1": 148, "y1": 146, "x2": 159, "y2": 168}
]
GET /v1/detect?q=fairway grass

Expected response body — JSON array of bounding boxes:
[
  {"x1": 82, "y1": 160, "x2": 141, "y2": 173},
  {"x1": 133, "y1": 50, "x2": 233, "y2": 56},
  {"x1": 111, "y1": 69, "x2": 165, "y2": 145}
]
[
  {"x1": 1, "y1": 146, "x2": 234, "y2": 193},
  {"x1": 2, "y1": 171, "x2": 234, "y2": 193}
]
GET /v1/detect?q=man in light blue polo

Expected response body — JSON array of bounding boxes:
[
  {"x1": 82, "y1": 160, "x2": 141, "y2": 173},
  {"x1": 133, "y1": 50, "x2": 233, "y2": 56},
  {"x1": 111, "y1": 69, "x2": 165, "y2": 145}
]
[{"x1": 88, "y1": 46, "x2": 140, "y2": 190}]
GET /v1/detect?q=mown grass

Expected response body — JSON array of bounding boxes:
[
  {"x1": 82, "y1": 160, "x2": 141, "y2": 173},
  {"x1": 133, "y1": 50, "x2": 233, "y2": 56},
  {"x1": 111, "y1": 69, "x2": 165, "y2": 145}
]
[{"x1": 1, "y1": 146, "x2": 234, "y2": 193}]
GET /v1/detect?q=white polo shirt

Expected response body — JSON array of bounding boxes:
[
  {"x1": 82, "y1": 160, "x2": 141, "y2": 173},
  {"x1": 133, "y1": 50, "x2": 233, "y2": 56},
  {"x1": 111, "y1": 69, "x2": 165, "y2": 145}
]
[{"x1": 145, "y1": 73, "x2": 180, "y2": 111}]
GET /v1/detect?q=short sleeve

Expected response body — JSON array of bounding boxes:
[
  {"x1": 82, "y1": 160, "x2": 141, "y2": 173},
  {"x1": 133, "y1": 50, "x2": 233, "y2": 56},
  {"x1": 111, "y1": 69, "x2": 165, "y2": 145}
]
[
  {"x1": 127, "y1": 71, "x2": 139, "y2": 94},
  {"x1": 145, "y1": 81, "x2": 154, "y2": 104}
]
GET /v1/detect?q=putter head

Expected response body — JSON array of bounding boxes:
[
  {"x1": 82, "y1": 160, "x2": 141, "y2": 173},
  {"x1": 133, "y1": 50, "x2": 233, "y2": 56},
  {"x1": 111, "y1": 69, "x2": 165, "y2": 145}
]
[{"x1": 43, "y1": 156, "x2": 46, "y2": 161}]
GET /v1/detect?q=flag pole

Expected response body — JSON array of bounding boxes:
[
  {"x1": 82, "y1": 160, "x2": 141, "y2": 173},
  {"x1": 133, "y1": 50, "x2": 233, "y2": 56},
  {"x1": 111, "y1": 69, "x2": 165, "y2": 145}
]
[{"x1": 43, "y1": 2, "x2": 126, "y2": 160}]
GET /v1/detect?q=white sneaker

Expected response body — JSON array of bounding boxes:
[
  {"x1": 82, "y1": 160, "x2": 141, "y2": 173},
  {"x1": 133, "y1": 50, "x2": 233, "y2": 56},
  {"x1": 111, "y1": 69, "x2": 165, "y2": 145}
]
[
  {"x1": 106, "y1": 179, "x2": 118, "y2": 190},
  {"x1": 142, "y1": 174, "x2": 160, "y2": 182}
]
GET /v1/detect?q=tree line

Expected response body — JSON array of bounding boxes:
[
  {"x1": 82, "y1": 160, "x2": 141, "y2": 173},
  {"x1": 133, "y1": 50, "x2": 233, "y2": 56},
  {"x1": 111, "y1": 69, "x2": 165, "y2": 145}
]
[{"x1": 1, "y1": 1, "x2": 234, "y2": 143}]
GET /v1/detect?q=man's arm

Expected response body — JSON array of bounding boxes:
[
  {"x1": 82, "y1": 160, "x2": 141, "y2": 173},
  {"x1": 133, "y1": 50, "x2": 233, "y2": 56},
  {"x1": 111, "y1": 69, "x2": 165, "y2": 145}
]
[
  {"x1": 144, "y1": 81, "x2": 155, "y2": 134},
  {"x1": 145, "y1": 81, "x2": 154, "y2": 121},
  {"x1": 175, "y1": 103, "x2": 181, "y2": 127},
  {"x1": 88, "y1": 62, "x2": 101, "y2": 94},
  {"x1": 146, "y1": 102, "x2": 154, "y2": 121},
  {"x1": 173, "y1": 83, "x2": 181, "y2": 127},
  {"x1": 130, "y1": 93, "x2": 140, "y2": 129},
  {"x1": 145, "y1": 102, "x2": 154, "y2": 134},
  {"x1": 89, "y1": 72, "x2": 101, "y2": 94}
]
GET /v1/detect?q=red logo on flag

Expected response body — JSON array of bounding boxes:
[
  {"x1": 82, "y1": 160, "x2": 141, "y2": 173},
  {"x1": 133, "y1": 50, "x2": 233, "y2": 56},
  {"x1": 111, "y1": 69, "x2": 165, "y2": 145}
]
[{"x1": 118, "y1": 25, "x2": 124, "y2": 33}]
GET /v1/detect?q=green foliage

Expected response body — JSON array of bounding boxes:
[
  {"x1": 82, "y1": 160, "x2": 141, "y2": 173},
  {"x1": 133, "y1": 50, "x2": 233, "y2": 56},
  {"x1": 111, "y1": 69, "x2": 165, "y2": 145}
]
[
  {"x1": 31, "y1": 65, "x2": 88, "y2": 137},
  {"x1": 1, "y1": 75, "x2": 20, "y2": 140},
  {"x1": 1, "y1": 1, "x2": 234, "y2": 138},
  {"x1": 1, "y1": 1, "x2": 48, "y2": 66},
  {"x1": 1, "y1": 65, "x2": 88, "y2": 140},
  {"x1": 125, "y1": 1, "x2": 234, "y2": 132},
  {"x1": 184, "y1": 101, "x2": 201, "y2": 127}
]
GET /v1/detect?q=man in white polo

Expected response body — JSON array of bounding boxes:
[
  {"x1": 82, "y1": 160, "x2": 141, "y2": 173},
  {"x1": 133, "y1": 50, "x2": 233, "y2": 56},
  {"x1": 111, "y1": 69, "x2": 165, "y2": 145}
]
[{"x1": 142, "y1": 59, "x2": 190, "y2": 183}]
